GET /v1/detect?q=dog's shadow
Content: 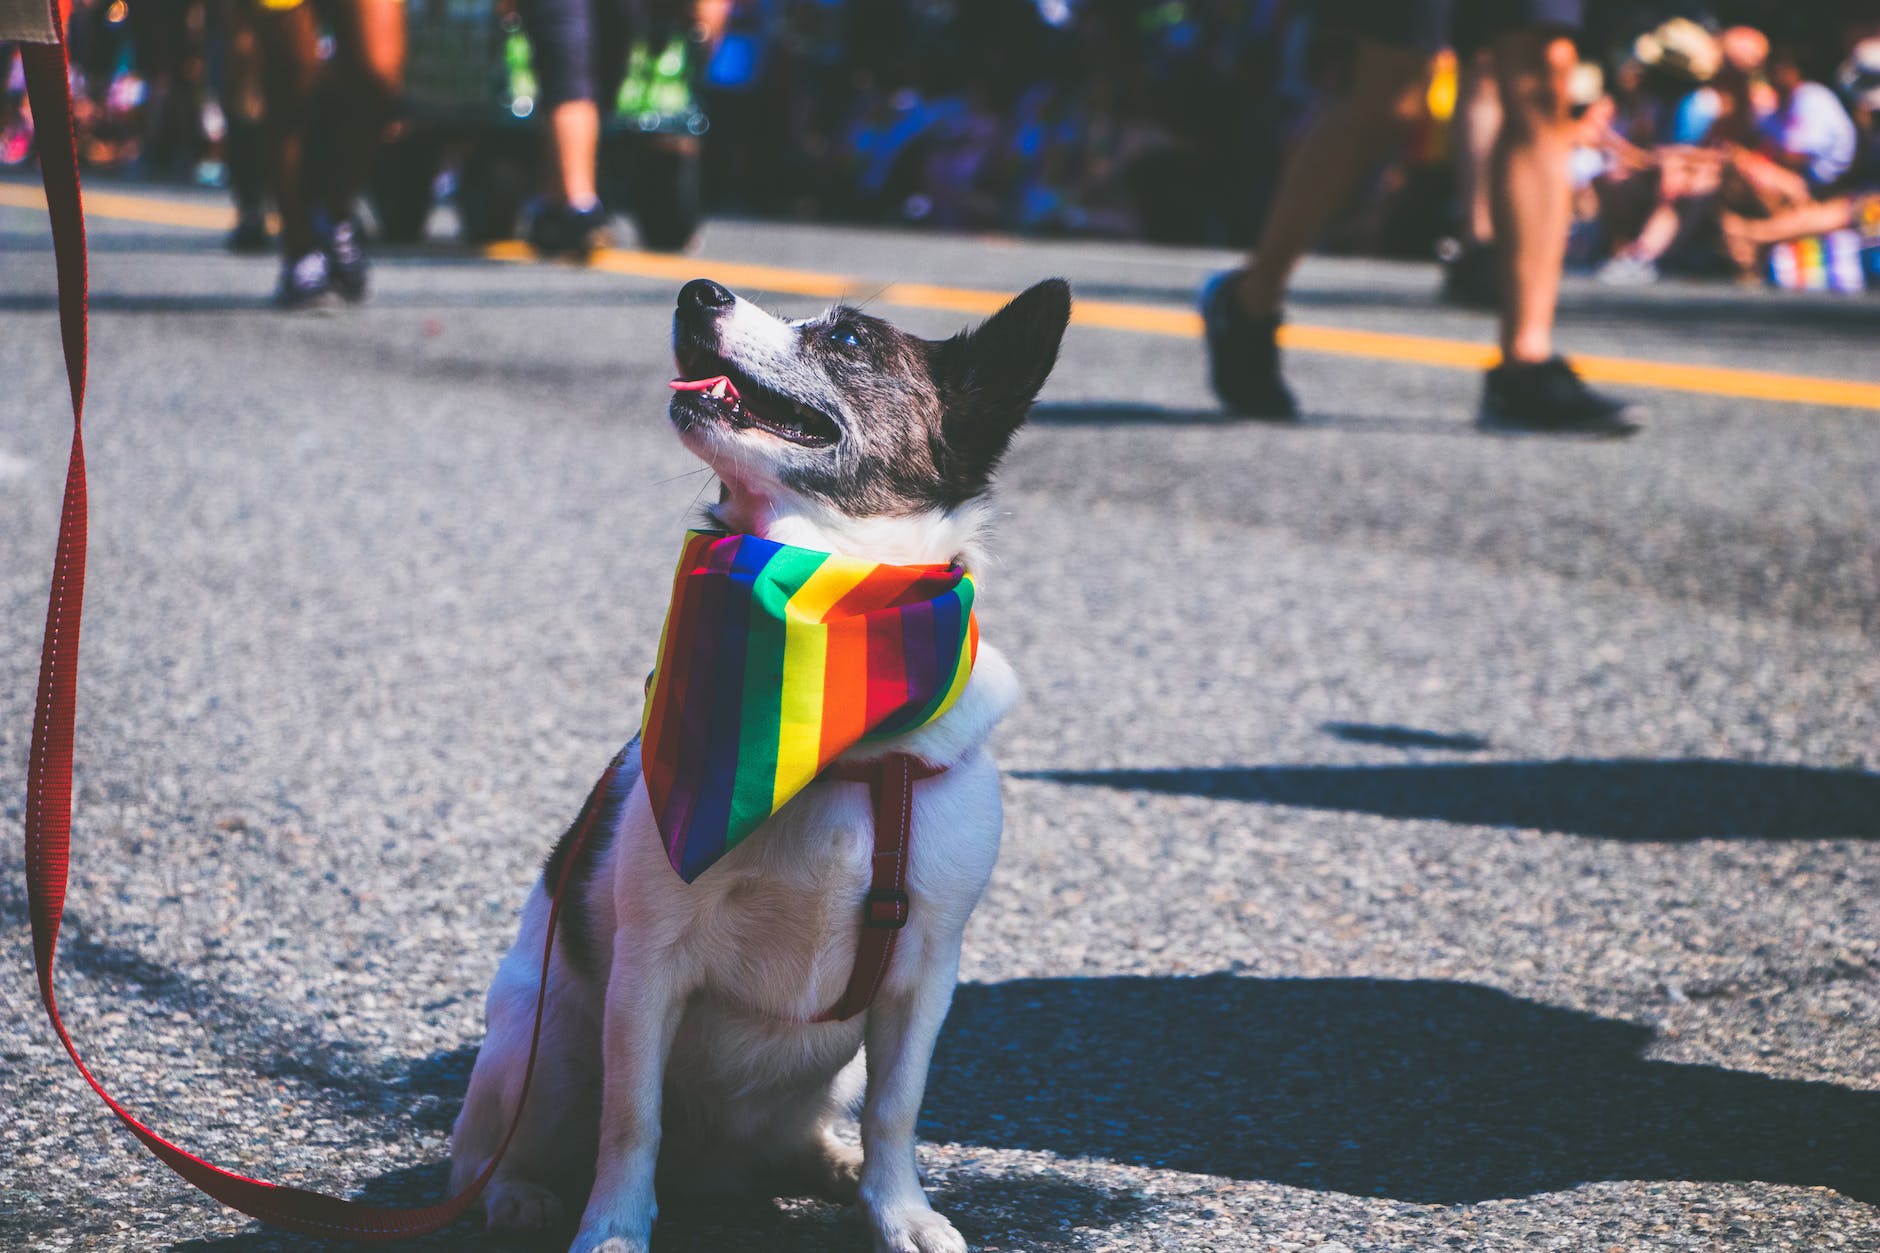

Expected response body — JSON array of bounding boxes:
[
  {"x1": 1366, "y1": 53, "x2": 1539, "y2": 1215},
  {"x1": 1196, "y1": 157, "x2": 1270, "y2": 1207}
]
[
  {"x1": 928, "y1": 973, "x2": 1880, "y2": 1206},
  {"x1": 165, "y1": 970, "x2": 1877, "y2": 1250},
  {"x1": 1028, "y1": 401, "x2": 1476, "y2": 437}
]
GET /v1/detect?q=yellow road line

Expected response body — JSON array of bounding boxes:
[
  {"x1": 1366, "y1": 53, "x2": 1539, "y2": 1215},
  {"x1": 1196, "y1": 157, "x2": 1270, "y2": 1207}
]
[
  {"x1": 494, "y1": 246, "x2": 1880, "y2": 413},
  {"x1": 0, "y1": 181, "x2": 239, "y2": 230},
  {"x1": 10, "y1": 181, "x2": 1880, "y2": 412}
]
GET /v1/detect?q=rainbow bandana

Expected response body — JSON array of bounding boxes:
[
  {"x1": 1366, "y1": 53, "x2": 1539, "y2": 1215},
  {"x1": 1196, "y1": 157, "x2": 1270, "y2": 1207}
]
[{"x1": 641, "y1": 530, "x2": 979, "y2": 881}]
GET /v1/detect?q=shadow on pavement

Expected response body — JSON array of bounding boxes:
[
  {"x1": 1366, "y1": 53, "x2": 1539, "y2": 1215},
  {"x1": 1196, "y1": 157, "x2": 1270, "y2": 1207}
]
[
  {"x1": 35, "y1": 919, "x2": 1874, "y2": 1247},
  {"x1": 927, "y1": 973, "x2": 1880, "y2": 1206},
  {"x1": 1029, "y1": 401, "x2": 1479, "y2": 436},
  {"x1": 1321, "y1": 721, "x2": 1491, "y2": 751},
  {"x1": 166, "y1": 1114, "x2": 1143, "y2": 1252},
  {"x1": 1029, "y1": 401, "x2": 1236, "y2": 425},
  {"x1": 1015, "y1": 758, "x2": 1880, "y2": 840}
]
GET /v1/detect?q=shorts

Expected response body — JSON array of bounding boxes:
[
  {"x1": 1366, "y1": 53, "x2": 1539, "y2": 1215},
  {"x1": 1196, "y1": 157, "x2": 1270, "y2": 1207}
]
[
  {"x1": 518, "y1": 0, "x2": 632, "y2": 110},
  {"x1": 1323, "y1": 0, "x2": 1584, "y2": 55}
]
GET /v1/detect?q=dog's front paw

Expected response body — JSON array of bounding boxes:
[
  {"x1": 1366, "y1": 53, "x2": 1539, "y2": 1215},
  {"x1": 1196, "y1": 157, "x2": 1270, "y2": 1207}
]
[
  {"x1": 869, "y1": 1206, "x2": 967, "y2": 1253},
  {"x1": 485, "y1": 1177, "x2": 566, "y2": 1233}
]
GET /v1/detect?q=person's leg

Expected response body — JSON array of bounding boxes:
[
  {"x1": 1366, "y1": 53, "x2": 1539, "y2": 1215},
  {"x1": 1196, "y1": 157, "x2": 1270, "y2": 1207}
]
[
  {"x1": 549, "y1": 103, "x2": 602, "y2": 208},
  {"x1": 1473, "y1": 13, "x2": 1637, "y2": 434},
  {"x1": 1454, "y1": 47, "x2": 1498, "y2": 247},
  {"x1": 517, "y1": 0, "x2": 613, "y2": 253},
  {"x1": 1485, "y1": 25, "x2": 1576, "y2": 363},
  {"x1": 219, "y1": 0, "x2": 271, "y2": 251},
  {"x1": 519, "y1": 0, "x2": 600, "y2": 209},
  {"x1": 252, "y1": 0, "x2": 321, "y2": 258},
  {"x1": 317, "y1": 0, "x2": 405, "y2": 224},
  {"x1": 1202, "y1": 35, "x2": 1438, "y2": 418},
  {"x1": 1234, "y1": 40, "x2": 1436, "y2": 316}
]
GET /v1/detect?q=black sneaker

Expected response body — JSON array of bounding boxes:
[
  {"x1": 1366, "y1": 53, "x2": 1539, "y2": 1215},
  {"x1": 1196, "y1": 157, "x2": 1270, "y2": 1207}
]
[
  {"x1": 1199, "y1": 271, "x2": 1298, "y2": 420},
  {"x1": 227, "y1": 207, "x2": 271, "y2": 255},
  {"x1": 325, "y1": 217, "x2": 370, "y2": 303},
  {"x1": 529, "y1": 200, "x2": 612, "y2": 258},
  {"x1": 277, "y1": 249, "x2": 337, "y2": 311},
  {"x1": 1480, "y1": 357, "x2": 1641, "y2": 438},
  {"x1": 1440, "y1": 240, "x2": 1499, "y2": 310}
]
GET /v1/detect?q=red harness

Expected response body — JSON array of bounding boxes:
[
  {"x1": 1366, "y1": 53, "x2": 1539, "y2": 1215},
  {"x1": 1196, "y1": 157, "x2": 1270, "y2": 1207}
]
[
  {"x1": 15, "y1": 21, "x2": 942, "y2": 1237},
  {"x1": 816, "y1": 753, "x2": 947, "y2": 1023}
]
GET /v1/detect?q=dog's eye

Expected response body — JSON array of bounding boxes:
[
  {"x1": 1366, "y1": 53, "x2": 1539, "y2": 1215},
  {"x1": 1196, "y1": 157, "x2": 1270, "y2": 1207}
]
[{"x1": 827, "y1": 325, "x2": 863, "y2": 348}]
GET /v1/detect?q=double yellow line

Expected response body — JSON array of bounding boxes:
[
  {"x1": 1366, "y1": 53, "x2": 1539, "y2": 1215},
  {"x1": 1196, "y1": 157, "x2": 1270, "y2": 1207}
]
[{"x1": 8, "y1": 181, "x2": 1879, "y2": 412}]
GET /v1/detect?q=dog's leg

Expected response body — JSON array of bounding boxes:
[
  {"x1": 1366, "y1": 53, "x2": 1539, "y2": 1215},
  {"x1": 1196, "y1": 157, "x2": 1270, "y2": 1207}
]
[
  {"x1": 757, "y1": 1056, "x2": 867, "y2": 1202},
  {"x1": 859, "y1": 952, "x2": 967, "y2": 1253},
  {"x1": 567, "y1": 942, "x2": 683, "y2": 1253},
  {"x1": 451, "y1": 898, "x2": 596, "y2": 1234}
]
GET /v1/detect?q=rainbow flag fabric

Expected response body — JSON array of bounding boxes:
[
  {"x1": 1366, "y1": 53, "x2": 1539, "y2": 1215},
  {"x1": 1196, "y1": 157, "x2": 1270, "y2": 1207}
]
[{"x1": 640, "y1": 530, "x2": 979, "y2": 881}]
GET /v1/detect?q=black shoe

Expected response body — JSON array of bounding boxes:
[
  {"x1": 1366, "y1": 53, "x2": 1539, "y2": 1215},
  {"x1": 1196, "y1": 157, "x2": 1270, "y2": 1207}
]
[
  {"x1": 276, "y1": 249, "x2": 337, "y2": 311},
  {"x1": 227, "y1": 207, "x2": 271, "y2": 255},
  {"x1": 325, "y1": 217, "x2": 370, "y2": 302},
  {"x1": 1480, "y1": 357, "x2": 1641, "y2": 437},
  {"x1": 1440, "y1": 240, "x2": 1499, "y2": 310},
  {"x1": 528, "y1": 200, "x2": 612, "y2": 258},
  {"x1": 1200, "y1": 271, "x2": 1298, "y2": 420}
]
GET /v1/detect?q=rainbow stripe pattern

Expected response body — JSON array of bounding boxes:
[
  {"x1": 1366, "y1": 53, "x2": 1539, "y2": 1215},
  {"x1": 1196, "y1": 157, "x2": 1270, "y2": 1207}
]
[{"x1": 641, "y1": 530, "x2": 978, "y2": 881}]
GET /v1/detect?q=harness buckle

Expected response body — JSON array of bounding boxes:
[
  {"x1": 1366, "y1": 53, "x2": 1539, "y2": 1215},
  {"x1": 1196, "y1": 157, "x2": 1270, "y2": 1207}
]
[{"x1": 863, "y1": 888, "x2": 910, "y2": 929}]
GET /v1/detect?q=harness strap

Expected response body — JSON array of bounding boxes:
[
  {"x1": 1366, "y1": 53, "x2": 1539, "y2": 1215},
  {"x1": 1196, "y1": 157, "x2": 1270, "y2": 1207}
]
[
  {"x1": 815, "y1": 752, "x2": 947, "y2": 1023},
  {"x1": 18, "y1": 19, "x2": 584, "y2": 1236}
]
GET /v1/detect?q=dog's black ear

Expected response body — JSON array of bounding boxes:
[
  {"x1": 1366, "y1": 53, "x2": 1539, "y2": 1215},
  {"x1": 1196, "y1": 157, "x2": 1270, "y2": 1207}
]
[{"x1": 933, "y1": 278, "x2": 1072, "y2": 487}]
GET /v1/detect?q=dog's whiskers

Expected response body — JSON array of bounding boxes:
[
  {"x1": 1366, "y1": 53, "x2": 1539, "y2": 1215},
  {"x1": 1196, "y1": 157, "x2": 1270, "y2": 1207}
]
[
  {"x1": 650, "y1": 466, "x2": 712, "y2": 488},
  {"x1": 681, "y1": 471, "x2": 720, "y2": 525}
]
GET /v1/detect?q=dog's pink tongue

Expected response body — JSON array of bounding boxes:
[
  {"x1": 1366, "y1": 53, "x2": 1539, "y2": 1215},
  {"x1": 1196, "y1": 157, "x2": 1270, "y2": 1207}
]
[{"x1": 671, "y1": 375, "x2": 741, "y2": 401}]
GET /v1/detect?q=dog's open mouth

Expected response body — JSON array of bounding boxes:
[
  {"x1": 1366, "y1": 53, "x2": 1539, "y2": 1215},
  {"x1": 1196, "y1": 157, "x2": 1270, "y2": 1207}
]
[{"x1": 670, "y1": 356, "x2": 840, "y2": 449}]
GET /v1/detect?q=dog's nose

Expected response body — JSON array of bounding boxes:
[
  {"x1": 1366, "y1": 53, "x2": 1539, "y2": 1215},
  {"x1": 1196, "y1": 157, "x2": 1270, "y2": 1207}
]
[{"x1": 678, "y1": 279, "x2": 735, "y2": 312}]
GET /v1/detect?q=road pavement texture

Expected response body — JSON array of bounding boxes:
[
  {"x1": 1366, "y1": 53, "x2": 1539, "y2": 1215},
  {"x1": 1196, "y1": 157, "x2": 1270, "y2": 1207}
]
[{"x1": 2, "y1": 181, "x2": 1877, "y2": 1252}]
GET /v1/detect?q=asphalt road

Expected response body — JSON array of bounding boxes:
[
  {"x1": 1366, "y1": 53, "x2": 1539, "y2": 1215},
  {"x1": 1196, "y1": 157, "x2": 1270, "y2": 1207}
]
[{"x1": 2, "y1": 182, "x2": 1877, "y2": 1253}]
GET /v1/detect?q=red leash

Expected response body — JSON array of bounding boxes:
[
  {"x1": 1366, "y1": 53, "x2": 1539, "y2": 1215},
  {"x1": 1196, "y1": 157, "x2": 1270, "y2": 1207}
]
[
  {"x1": 16, "y1": 17, "x2": 593, "y2": 1238},
  {"x1": 18, "y1": 17, "x2": 937, "y2": 1235}
]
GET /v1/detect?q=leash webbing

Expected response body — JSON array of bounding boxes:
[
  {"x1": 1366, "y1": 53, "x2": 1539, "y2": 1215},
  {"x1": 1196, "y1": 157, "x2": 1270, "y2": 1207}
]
[
  {"x1": 17, "y1": 18, "x2": 594, "y2": 1236},
  {"x1": 817, "y1": 754, "x2": 946, "y2": 1023}
]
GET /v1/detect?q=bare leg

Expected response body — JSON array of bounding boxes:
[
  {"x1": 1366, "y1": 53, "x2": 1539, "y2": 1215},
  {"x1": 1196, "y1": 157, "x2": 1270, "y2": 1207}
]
[
  {"x1": 550, "y1": 99, "x2": 603, "y2": 208},
  {"x1": 1454, "y1": 48, "x2": 1500, "y2": 247},
  {"x1": 253, "y1": 1, "x2": 321, "y2": 256},
  {"x1": 1488, "y1": 29, "x2": 1578, "y2": 364},
  {"x1": 1236, "y1": 40, "x2": 1434, "y2": 317}
]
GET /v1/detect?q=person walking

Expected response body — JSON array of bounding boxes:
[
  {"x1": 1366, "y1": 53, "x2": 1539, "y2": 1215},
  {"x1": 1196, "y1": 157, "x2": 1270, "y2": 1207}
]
[
  {"x1": 251, "y1": 0, "x2": 404, "y2": 307},
  {"x1": 519, "y1": 0, "x2": 724, "y2": 256},
  {"x1": 1203, "y1": 0, "x2": 1640, "y2": 435}
]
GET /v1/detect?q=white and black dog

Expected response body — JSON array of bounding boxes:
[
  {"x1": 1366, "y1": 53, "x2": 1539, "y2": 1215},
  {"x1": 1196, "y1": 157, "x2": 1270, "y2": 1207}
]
[{"x1": 449, "y1": 276, "x2": 1071, "y2": 1253}]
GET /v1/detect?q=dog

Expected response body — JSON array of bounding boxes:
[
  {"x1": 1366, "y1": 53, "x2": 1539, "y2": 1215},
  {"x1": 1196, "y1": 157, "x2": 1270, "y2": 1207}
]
[{"x1": 448, "y1": 275, "x2": 1072, "y2": 1253}]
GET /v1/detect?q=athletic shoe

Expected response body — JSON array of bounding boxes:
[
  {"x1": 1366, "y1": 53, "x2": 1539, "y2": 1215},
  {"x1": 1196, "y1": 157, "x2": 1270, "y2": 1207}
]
[
  {"x1": 529, "y1": 201, "x2": 612, "y2": 258},
  {"x1": 227, "y1": 208, "x2": 271, "y2": 255},
  {"x1": 325, "y1": 217, "x2": 370, "y2": 302},
  {"x1": 1440, "y1": 240, "x2": 1499, "y2": 310},
  {"x1": 1199, "y1": 271, "x2": 1298, "y2": 420},
  {"x1": 276, "y1": 249, "x2": 337, "y2": 311},
  {"x1": 1596, "y1": 253, "x2": 1659, "y2": 286},
  {"x1": 1479, "y1": 356, "x2": 1641, "y2": 437}
]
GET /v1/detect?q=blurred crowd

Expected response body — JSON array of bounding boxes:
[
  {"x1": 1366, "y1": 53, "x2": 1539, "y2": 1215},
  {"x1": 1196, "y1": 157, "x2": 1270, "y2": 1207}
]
[
  {"x1": 4, "y1": 0, "x2": 1879, "y2": 290},
  {"x1": 1566, "y1": 14, "x2": 1880, "y2": 289}
]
